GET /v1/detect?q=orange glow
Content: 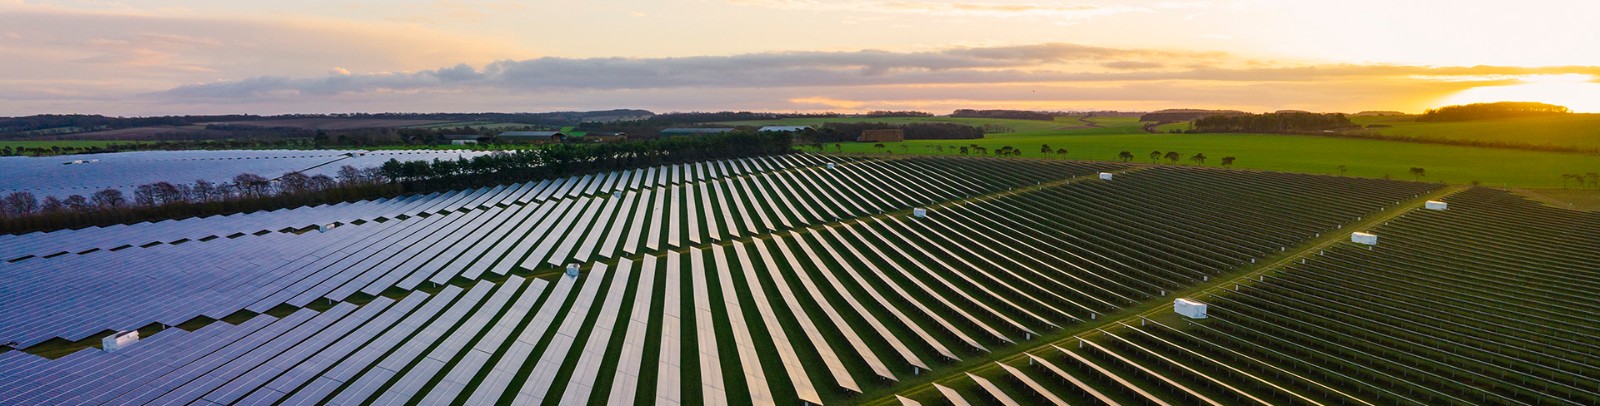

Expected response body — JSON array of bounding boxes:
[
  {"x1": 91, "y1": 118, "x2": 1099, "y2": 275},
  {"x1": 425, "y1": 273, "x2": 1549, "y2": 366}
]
[{"x1": 1441, "y1": 75, "x2": 1600, "y2": 113}]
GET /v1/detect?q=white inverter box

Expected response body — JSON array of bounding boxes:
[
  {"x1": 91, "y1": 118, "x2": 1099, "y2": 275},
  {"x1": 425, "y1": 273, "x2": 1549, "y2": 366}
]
[
  {"x1": 103, "y1": 330, "x2": 139, "y2": 352},
  {"x1": 1174, "y1": 299, "x2": 1207, "y2": 319},
  {"x1": 913, "y1": 208, "x2": 928, "y2": 218},
  {"x1": 1352, "y1": 232, "x2": 1378, "y2": 245},
  {"x1": 566, "y1": 264, "x2": 581, "y2": 278},
  {"x1": 1099, "y1": 172, "x2": 1113, "y2": 180},
  {"x1": 1425, "y1": 200, "x2": 1448, "y2": 211}
]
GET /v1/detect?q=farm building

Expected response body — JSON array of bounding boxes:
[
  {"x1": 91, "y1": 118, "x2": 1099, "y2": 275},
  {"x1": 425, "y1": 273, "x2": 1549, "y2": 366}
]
[
  {"x1": 660, "y1": 128, "x2": 735, "y2": 137},
  {"x1": 442, "y1": 134, "x2": 488, "y2": 145},
  {"x1": 758, "y1": 125, "x2": 812, "y2": 132},
  {"x1": 101, "y1": 330, "x2": 139, "y2": 352},
  {"x1": 497, "y1": 131, "x2": 565, "y2": 143},
  {"x1": 1352, "y1": 231, "x2": 1378, "y2": 245},
  {"x1": 1174, "y1": 298, "x2": 1208, "y2": 319},
  {"x1": 858, "y1": 129, "x2": 905, "y2": 142},
  {"x1": 1425, "y1": 200, "x2": 1448, "y2": 210}
]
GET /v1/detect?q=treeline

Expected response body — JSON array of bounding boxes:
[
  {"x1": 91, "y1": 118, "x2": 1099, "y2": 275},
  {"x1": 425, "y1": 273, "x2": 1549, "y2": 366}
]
[
  {"x1": 0, "y1": 110, "x2": 656, "y2": 139},
  {"x1": 1418, "y1": 102, "x2": 1570, "y2": 122},
  {"x1": 803, "y1": 122, "x2": 985, "y2": 143},
  {"x1": 1139, "y1": 109, "x2": 1248, "y2": 122},
  {"x1": 1191, "y1": 111, "x2": 1355, "y2": 133},
  {"x1": 950, "y1": 109, "x2": 1057, "y2": 121},
  {"x1": 0, "y1": 130, "x2": 793, "y2": 234}
]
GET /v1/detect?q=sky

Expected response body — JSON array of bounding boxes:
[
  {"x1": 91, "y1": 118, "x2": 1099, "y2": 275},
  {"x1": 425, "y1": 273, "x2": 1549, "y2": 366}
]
[{"x1": 3, "y1": 0, "x2": 1600, "y2": 116}]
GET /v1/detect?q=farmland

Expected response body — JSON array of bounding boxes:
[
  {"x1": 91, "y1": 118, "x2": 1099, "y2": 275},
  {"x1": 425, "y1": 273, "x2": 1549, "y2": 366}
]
[
  {"x1": 1353, "y1": 114, "x2": 1600, "y2": 151},
  {"x1": 8, "y1": 151, "x2": 1589, "y2": 405},
  {"x1": 726, "y1": 115, "x2": 1600, "y2": 189}
]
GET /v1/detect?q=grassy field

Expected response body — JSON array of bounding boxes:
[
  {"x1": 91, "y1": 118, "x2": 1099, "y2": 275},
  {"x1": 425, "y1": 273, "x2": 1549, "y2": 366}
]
[
  {"x1": 724, "y1": 116, "x2": 1600, "y2": 189},
  {"x1": 820, "y1": 133, "x2": 1600, "y2": 188},
  {"x1": 1354, "y1": 114, "x2": 1600, "y2": 150}
]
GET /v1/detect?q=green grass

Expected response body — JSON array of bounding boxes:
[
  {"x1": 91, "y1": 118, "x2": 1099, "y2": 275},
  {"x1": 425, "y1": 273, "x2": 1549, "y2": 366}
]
[
  {"x1": 1353, "y1": 114, "x2": 1600, "y2": 150},
  {"x1": 821, "y1": 133, "x2": 1600, "y2": 188},
  {"x1": 735, "y1": 115, "x2": 1599, "y2": 189}
]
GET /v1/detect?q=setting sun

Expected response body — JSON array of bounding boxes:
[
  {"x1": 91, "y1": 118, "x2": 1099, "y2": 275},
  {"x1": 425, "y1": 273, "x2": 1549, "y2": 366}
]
[{"x1": 1441, "y1": 74, "x2": 1600, "y2": 113}]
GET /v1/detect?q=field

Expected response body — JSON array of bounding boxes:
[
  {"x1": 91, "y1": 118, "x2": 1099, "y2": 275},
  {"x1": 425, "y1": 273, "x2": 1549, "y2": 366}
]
[
  {"x1": 1354, "y1": 113, "x2": 1600, "y2": 151},
  {"x1": 725, "y1": 115, "x2": 1600, "y2": 189}
]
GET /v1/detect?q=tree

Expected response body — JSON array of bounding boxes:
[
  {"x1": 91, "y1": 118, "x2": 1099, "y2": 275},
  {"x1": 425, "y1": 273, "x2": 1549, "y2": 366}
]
[
  {"x1": 2, "y1": 191, "x2": 39, "y2": 217},
  {"x1": 1588, "y1": 173, "x2": 1599, "y2": 189},
  {"x1": 1118, "y1": 151, "x2": 1134, "y2": 162},
  {"x1": 63, "y1": 195, "x2": 92, "y2": 212},
  {"x1": 873, "y1": 143, "x2": 886, "y2": 153},
  {"x1": 279, "y1": 172, "x2": 312, "y2": 194},
  {"x1": 234, "y1": 173, "x2": 272, "y2": 198},
  {"x1": 1040, "y1": 144, "x2": 1052, "y2": 154},
  {"x1": 1055, "y1": 148, "x2": 1068, "y2": 157},
  {"x1": 1338, "y1": 165, "x2": 1348, "y2": 176},
  {"x1": 1164, "y1": 151, "x2": 1182, "y2": 164},
  {"x1": 1409, "y1": 167, "x2": 1426, "y2": 181},
  {"x1": 1149, "y1": 150, "x2": 1161, "y2": 163},
  {"x1": 92, "y1": 188, "x2": 126, "y2": 209},
  {"x1": 191, "y1": 179, "x2": 220, "y2": 203},
  {"x1": 40, "y1": 196, "x2": 65, "y2": 214},
  {"x1": 1190, "y1": 153, "x2": 1207, "y2": 165},
  {"x1": 1220, "y1": 156, "x2": 1236, "y2": 167},
  {"x1": 958, "y1": 146, "x2": 969, "y2": 155},
  {"x1": 337, "y1": 165, "x2": 365, "y2": 186},
  {"x1": 1562, "y1": 173, "x2": 1579, "y2": 189}
]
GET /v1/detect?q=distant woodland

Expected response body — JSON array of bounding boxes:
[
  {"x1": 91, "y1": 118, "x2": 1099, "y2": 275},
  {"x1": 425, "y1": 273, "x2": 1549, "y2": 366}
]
[
  {"x1": 1418, "y1": 102, "x2": 1571, "y2": 122},
  {"x1": 1190, "y1": 111, "x2": 1355, "y2": 133}
]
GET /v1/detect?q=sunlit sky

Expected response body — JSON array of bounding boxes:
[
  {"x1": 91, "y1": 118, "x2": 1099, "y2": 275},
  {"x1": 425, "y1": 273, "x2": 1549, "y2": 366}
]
[{"x1": 3, "y1": 0, "x2": 1599, "y2": 115}]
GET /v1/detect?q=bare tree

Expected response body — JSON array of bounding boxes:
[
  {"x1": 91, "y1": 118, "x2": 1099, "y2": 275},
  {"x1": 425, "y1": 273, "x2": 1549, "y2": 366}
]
[
  {"x1": 279, "y1": 172, "x2": 312, "y2": 194},
  {"x1": 233, "y1": 173, "x2": 271, "y2": 198},
  {"x1": 40, "y1": 196, "x2": 65, "y2": 214},
  {"x1": 63, "y1": 195, "x2": 92, "y2": 212},
  {"x1": 3, "y1": 191, "x2": 39, "y2": 217},
  {"x1": 91, "y1": 188, "x2": 126, "y2": 209}
]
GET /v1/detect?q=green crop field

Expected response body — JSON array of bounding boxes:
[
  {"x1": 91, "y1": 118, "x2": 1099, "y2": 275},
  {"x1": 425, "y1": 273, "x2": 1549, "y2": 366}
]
[
  {"x1": 820, "y1": 133, "x2": 1600, "y2": 188},
  {"x1": 726, "y1": 116, "x2": 1600, "y2": 189},
  {"x1": 1354, "y1": 114, "x2": 1600, "y2": 151}
]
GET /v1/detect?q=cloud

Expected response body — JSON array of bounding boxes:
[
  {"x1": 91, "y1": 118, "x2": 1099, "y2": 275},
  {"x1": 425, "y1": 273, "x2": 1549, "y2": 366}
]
[
  {"x1": 1103, "y1": 61, "x2": 1165, "y2": 70},
  {"x1": 152, "y1": 44, "x2": 1600, "y2": 103},
  {"x1": 725, "y1": 0, "x2": 1168, "y2": 22}
]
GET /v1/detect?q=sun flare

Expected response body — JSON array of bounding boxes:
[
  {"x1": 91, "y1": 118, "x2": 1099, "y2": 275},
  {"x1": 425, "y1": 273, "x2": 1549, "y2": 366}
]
[{"x1": 1441, "y1": 74, "x2": 1600, "y2": 113}]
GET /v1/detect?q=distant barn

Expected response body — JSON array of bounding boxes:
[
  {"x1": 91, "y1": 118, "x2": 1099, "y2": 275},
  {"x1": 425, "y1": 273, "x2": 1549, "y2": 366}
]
[
  {"x1": 858, "y1": 129, "x2": 905, "y2": 142},
  {"x1": 497, "y1": 131, "x2": 565, "y2": 143}
]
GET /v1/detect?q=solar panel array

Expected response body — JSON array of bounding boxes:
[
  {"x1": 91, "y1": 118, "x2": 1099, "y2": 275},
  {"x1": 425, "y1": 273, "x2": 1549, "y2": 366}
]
[
  {"x1": 915, "y1": 187, "x2": 1600, "y2": 406},
  {"x1": 0, "y1": 149, "x2": 496, "y2": 197},
  {"x1": 0, "y1": 156, "x2": 1459, "y2": 405}
]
